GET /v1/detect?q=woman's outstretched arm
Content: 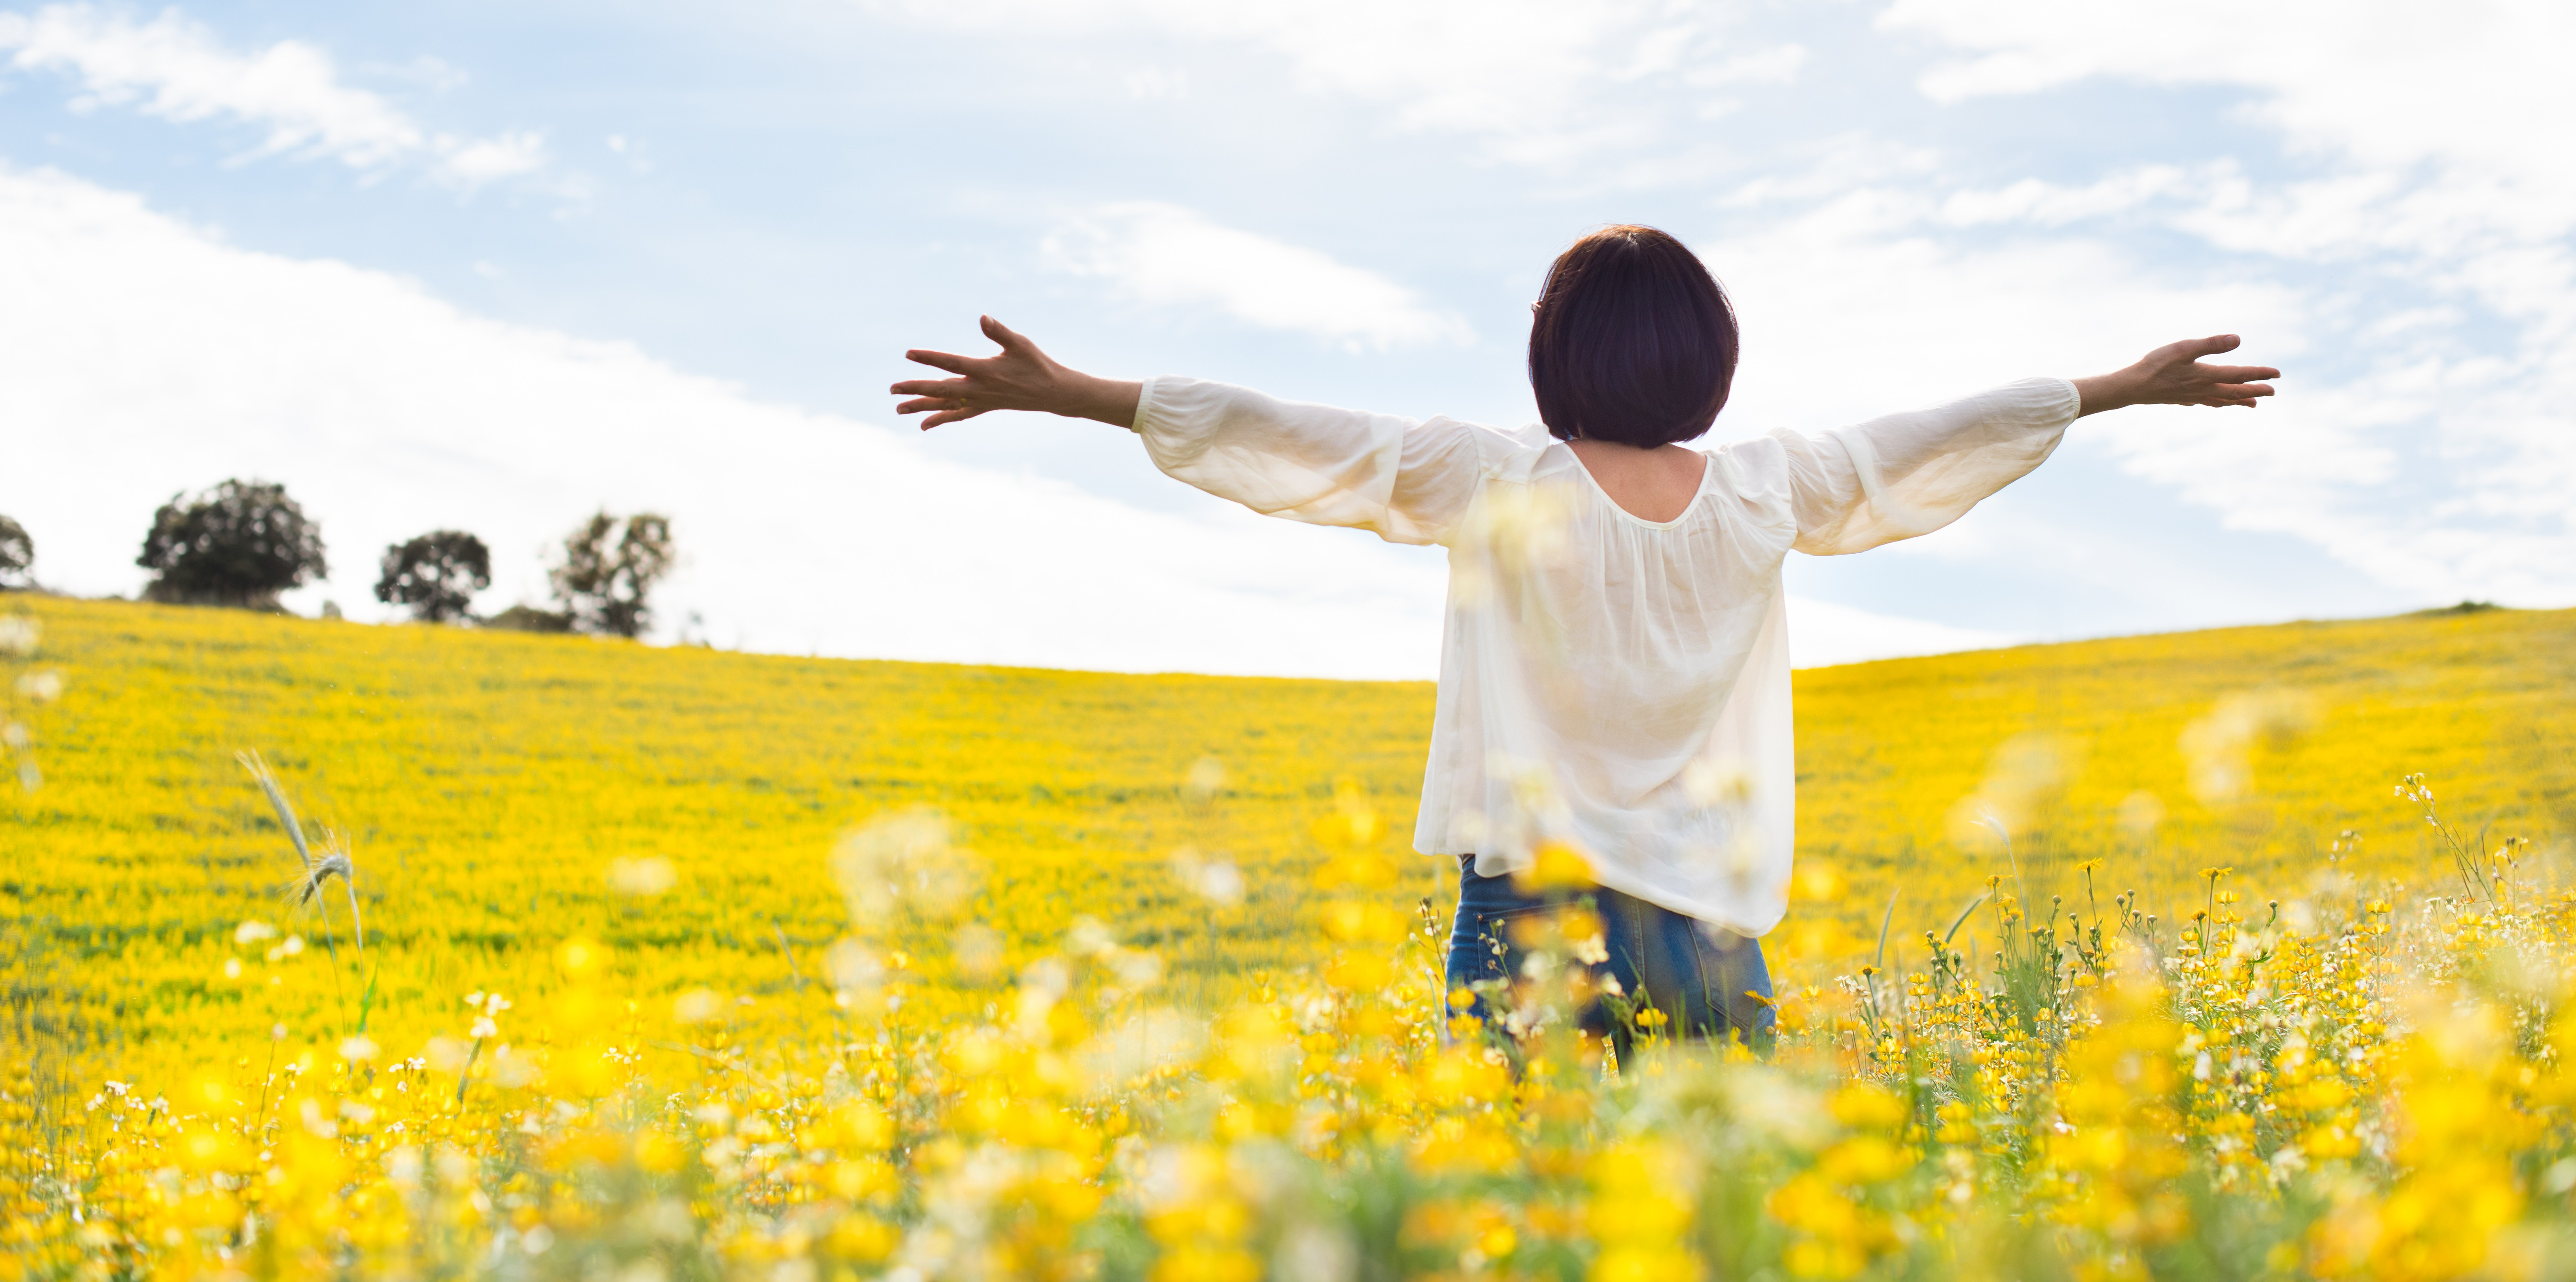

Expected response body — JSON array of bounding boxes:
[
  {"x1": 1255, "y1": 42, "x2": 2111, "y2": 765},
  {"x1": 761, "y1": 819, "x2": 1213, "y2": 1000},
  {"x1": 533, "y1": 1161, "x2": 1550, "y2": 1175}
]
[
  {"x1": 2070, "y1": 334, "x2": 2279, "y2": 416},
  {"x1": 893, "y1": 315, "x2": 1493, "y2": 545},
  {"x1": 890, "y1": 316, "x2": 1141, "y2": 430},
  {"x1": 1777, "y1": 333, "x2": 2281, "y2": 554}
]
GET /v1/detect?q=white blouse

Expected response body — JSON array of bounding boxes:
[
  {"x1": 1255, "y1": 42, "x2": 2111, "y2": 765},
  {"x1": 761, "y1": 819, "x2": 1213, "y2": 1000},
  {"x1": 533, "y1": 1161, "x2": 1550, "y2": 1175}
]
[{"x1": 1132, "y1": 376, "x2": 2080, "y2": 936}]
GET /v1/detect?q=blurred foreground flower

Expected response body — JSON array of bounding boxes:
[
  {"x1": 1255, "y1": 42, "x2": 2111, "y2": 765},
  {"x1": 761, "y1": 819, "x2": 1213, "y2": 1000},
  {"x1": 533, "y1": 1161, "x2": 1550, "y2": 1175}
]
[
  {"x1": 608, "y1": 855, "x2": 677, "y2": 897},
  {"x1": 834, "y1": 807, "x2": 980, "y2": 923}
]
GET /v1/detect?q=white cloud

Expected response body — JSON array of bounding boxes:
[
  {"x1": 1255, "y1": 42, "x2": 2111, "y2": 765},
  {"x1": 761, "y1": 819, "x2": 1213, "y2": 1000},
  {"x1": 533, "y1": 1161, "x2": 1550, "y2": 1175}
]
[
  {"x1": 1935, "y1": 164, "x2": 2204, "y2": 229},
  {"x1": 1042, "y1": 202, "x2": 1470, "y2": 350},
  {"x1": 875, "y1": 0, "x2": 1786, "y2": 165},
  {"x1": 1691, "y1": 43, "x2": 1806, "y2": 88},
  {"x1": 1883, "y1": 0, "x2": 2576, "y2": 197},
  {"x1": 0, "y1": 4, "x2": 543, "y2": 185},
  {"x1": 437, "y1": 131, "x2": 546, "y2": 185},
  {"x1": 1122, "y1": 67, "x2": 1187, "y2": 100},
  {"x1": 1871, "y1": 0, "x2": 2576, "y2": 604},
  {"x1": 0, "y1": 164, "x2": 1446, "y2": 678},
  {"x1": 1883, "y1": 3, "x2": 2576, "y2": 289},
  {"x1": 1786, "y1": 597, "x2": 2013, "y2": 669}
]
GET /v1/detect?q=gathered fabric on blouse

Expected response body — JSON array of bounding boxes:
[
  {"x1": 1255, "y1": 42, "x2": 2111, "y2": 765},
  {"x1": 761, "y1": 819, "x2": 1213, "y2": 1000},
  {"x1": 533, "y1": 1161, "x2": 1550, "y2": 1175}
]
[{"x1": 1132, "y1": 376, "x2": 2081, "y2": 936}]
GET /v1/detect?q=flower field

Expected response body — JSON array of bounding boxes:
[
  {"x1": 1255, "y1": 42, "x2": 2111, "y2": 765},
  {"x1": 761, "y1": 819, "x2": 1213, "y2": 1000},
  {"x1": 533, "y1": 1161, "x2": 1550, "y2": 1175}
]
[{"x1": 4, "y1": 595, "x2": 2574, "y2": 1280}]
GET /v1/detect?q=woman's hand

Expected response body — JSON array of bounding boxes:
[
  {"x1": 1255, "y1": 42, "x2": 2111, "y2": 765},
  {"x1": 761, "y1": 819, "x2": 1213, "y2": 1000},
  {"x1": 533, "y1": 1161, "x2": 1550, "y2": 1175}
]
[
  {"x1": 2072, "y1": 335, "x2": 2279, "y2": 418},
  {"x1": 891, "y1": 316, "x2": 1143, "y2": 430}
]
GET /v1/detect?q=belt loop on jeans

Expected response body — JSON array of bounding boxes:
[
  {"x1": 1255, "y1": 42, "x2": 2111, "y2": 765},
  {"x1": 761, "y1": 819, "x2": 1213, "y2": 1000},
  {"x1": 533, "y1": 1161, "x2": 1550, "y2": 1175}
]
[{"x1": 1458, "y1": 852, "x2": 1476, "y2": 873}]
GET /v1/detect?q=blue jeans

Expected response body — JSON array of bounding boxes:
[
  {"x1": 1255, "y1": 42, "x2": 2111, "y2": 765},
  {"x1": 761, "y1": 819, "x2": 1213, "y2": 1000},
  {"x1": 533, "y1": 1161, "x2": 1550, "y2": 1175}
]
[{"x1": 1443, "y1": 854, "x2": 1775, "y2": 1055}]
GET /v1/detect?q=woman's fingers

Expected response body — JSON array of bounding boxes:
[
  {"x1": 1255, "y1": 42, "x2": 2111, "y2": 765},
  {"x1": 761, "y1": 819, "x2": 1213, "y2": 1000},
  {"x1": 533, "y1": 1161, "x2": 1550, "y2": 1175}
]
[
  {"x1": 903, "y1": 348, "x2": 979, "y2": 374},
  {"x1": 890, "y1": 376, "x2": 971, "y2": 396},
  {"x1": 2195, "y1": 363, "x2": 2276, "y2": 406},
  {"x1": 2190, "y1": 382, "x2": 2273, "y2": 408},
  {"x1": 2203, "y1": 364, "x2": 2281, "y2": 383},
  {"x1": 979, "y1": 314, "x2": 1034, "y2": 353},
  {"x1": 918, "y1": 405, "x2": 988, "y2": 430}
]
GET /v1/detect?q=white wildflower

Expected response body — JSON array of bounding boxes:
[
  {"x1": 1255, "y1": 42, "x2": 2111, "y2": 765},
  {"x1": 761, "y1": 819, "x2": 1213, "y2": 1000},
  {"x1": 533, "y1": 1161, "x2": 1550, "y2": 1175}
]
[{"x1": 607, "y1": 856, "x2": 677, "y2": 898}]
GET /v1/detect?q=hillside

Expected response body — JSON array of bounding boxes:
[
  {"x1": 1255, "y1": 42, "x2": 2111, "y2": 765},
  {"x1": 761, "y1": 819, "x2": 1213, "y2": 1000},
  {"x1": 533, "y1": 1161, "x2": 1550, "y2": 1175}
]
[
  {"x1": 1787, "y1": 603, "x2": 2573, "y2": 962},
  {"x1": 4, "y1": 596, "x2": 2569, "y2": 1073}
]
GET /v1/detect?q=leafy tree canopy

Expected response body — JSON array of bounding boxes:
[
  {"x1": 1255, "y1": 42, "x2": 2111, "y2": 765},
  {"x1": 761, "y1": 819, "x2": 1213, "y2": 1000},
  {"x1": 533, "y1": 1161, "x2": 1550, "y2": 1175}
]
[
  {"x1": 375, "y1": 530, "x2": 493, "y2": 624},
  {"x1": 0, "y1": 515, "x2": 29, "y2": 589},
  {"x1": 137, "y1": 480, "x2": 327, "y2": 609},
  {"x1": 549, "y1": 511, "x2": 674, "y2": 639}
]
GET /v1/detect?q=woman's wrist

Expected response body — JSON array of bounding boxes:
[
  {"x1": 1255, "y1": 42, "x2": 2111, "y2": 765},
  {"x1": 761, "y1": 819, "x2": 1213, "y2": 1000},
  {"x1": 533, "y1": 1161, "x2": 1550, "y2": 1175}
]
[
  {"x1": 2070, "y1": 368, "x2": 2142, "y2": 418},
  {"x1": 1061, "y1": 375, "x2": 1145, "y2": 430}
]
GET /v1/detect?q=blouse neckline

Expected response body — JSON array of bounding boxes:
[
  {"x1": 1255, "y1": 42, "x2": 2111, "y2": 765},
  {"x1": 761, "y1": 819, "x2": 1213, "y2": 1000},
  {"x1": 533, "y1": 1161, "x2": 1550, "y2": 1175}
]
[{"x1": 1556, "y1": 442, "x2": 1716, "y2": 530}]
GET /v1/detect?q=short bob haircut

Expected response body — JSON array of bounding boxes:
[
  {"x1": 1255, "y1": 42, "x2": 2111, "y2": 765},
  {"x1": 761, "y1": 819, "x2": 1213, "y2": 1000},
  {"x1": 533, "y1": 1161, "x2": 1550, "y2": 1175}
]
[{"x1": 1528, "y1": 225, "x2": 1740, "y2": 447}]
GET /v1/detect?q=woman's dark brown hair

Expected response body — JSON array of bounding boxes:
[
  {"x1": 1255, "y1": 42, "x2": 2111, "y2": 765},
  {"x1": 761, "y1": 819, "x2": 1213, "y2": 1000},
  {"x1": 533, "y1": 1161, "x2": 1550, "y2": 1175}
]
[{"x1": 1528, "y1": 225, "x2": 1739, "y2": 446}]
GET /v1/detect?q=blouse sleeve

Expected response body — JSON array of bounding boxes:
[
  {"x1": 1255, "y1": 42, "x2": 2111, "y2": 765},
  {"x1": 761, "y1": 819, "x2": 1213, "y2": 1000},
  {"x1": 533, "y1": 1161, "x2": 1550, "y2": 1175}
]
[
  {"x1": 1770, "y1": 377, "x2": 2081, "y2": 556},
  {"x1": 1131, "y1": 376, "x2": 1495, "y2": 546}
]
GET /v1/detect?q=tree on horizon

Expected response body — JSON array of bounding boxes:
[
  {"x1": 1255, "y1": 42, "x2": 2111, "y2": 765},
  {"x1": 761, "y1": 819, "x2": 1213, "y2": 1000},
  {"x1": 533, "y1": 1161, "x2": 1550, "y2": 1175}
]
[
  {"x1": 549, "y1": 511, "x2": 674, "y2": 639},
  {"x1": 375, "y1": 530, "x2": 492, "y2": 624},
  {"x1": 0, "y1": 515, "x2": 30, "y2": 590},
  {"x1": 137, "y1": 480, "x2": 327, "y2": 610}
]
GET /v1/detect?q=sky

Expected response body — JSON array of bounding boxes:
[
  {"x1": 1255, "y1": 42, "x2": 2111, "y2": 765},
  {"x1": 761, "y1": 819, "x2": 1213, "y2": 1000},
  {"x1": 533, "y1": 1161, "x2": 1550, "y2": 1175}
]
[{"x1": 1, "y1": 0, "x2": 2568, "y2": 678}]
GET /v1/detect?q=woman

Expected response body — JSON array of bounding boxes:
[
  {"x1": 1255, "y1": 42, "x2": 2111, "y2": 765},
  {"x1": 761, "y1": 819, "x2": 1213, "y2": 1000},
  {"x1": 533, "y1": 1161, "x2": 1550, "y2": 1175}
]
[{"x1": 890, "y1": 225, "x2": 2276, "y2": 1052}]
